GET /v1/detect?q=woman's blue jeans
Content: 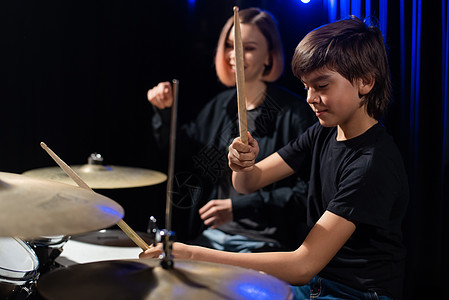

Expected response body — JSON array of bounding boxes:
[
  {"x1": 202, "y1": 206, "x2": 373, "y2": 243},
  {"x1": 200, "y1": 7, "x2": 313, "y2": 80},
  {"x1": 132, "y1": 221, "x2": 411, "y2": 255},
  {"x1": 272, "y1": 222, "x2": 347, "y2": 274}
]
[
  {"x1": 290, "y1": 276, "x2": 393, "y2": 300},
  {"x1": 191, "y1": 228, "x2": 280, "y2": 252}
]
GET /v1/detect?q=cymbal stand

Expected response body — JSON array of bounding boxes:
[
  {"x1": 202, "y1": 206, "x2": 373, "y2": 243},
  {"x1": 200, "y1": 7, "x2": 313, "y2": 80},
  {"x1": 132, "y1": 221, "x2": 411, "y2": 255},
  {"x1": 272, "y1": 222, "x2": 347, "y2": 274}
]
[
  {"x1": 147, "y1": 216, "x2": 175, "y2": 269},
  {"x1": 160, "y1": 78, "x2": 179, "y2": 269}
]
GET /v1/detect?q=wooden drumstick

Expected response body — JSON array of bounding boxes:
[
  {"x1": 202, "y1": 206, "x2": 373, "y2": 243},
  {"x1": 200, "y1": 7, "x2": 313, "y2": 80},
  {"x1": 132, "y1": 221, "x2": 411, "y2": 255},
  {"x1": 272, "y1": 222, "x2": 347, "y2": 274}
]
[
  {"x1": 40, "y1": 142, "x2": 91, "y2": 191},
  {"x1": 40, "y1": 142, "x2": 151, "y2": 251},
  {"x1": 233, "y1": 6, "x2": 248, "y2": 145},
  {"x1": 114, "y1": 220, "x2": 151, "y2": 251}
]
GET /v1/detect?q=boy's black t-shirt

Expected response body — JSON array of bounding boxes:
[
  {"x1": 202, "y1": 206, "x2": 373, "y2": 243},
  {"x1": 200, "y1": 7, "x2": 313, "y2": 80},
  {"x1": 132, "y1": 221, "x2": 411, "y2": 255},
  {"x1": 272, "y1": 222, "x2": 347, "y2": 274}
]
[{"x1": 278, "y1": 122, "x2": 409, "y2": 300}]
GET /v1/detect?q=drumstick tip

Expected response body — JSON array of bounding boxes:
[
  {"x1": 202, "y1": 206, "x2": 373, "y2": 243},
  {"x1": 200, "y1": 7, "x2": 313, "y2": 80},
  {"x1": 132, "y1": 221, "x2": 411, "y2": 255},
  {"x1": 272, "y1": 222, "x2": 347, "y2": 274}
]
[{"x1": 233, "y1": 6, "x2": 239, "y2": 12}]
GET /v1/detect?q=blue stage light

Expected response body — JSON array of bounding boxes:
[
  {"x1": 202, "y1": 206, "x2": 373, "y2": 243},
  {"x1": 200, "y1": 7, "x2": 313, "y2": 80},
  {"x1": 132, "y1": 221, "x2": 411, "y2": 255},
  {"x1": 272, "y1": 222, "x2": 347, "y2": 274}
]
[{"x1": 301, "y1": 0, "x2": 311, "y2": 3}]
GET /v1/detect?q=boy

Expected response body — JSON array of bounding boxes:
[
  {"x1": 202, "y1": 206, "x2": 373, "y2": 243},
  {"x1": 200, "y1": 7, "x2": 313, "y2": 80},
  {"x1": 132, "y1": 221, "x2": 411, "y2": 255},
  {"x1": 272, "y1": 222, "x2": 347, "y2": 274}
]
[{"x1": 141, "y1": 16, "x2": 408, "y2": 300}]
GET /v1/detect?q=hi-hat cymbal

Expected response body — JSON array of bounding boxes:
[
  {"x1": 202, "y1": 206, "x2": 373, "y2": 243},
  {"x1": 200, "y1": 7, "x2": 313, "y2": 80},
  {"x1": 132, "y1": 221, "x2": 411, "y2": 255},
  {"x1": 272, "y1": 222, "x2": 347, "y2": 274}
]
[
  {"x1": 38, "y1": 259, "x2": 292, "y2": 300},
  {"x1": 23, "y1": 164, "x2": 167, "y2": 189},
  {"x1": 0, "y1": 171, "x2": 124, "y2": 238}
]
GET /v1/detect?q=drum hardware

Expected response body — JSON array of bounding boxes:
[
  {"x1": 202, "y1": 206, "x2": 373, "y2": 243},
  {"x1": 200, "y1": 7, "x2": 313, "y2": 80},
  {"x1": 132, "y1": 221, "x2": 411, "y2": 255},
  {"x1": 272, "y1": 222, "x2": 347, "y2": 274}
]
[
  {"x1": 88, "y1": 152, "x2": 104, "y2": 165},
  {"x1": 25, "y1": 236, "x2": 70, "y2": 274},
  {"x1": 146, "y1": 216, "x2": 159, "y2": 247},
  {"x1": 151, "y1": 78, "x2": 180, "y2": 270},
  {"x1": 146, "y1": 216, "x2": 175, "y2": 270}
]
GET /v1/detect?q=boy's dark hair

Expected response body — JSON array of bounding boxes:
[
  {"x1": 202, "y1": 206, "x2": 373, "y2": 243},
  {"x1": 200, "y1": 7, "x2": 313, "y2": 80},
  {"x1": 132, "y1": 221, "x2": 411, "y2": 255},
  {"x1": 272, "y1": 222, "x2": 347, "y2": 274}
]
[{"x1": 291, "y1": 16, "x2": 391, "y2": 120}]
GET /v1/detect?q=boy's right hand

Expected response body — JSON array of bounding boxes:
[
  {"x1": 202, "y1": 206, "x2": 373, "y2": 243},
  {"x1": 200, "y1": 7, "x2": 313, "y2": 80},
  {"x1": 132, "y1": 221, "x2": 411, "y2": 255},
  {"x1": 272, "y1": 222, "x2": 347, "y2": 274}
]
[
  {"x1": 147, "y1": 81, "x2": 173, "y2": 109},
  {"x1": 139, "y1": 242, "x2": 193, "y2": 260},
  {"x1": 228, "y1": 132, "x2": 259, "y2": 172}
]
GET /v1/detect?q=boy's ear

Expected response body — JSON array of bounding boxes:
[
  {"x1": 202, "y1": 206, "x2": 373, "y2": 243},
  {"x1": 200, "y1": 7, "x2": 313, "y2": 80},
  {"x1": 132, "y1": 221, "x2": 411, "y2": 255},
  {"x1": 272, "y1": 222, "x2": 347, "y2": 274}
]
[{"x1": 358, "y1": 77, "x2": 375, "y2": 96}]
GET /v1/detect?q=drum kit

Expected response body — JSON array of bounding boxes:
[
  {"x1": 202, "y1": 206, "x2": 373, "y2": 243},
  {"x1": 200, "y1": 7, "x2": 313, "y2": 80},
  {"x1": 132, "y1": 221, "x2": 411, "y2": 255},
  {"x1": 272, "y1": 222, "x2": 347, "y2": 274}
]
[{"x1": 0, "y1": 152, "x2": 293, "y2": 299}]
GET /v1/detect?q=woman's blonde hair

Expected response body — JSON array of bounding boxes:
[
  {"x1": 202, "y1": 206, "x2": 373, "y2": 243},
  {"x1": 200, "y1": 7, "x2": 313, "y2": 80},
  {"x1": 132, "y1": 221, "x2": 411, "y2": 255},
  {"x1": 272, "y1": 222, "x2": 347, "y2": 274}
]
[{"x1": 215, "y1": 7, "x2": 284, "y2": 87}]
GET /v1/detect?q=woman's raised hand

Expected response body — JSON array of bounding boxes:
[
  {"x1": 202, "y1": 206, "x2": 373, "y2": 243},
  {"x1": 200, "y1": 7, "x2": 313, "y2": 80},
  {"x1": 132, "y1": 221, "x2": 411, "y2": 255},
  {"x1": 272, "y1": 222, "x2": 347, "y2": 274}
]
[{"x1": 147, "y1": 81, "x2": 173, "y2": 109}]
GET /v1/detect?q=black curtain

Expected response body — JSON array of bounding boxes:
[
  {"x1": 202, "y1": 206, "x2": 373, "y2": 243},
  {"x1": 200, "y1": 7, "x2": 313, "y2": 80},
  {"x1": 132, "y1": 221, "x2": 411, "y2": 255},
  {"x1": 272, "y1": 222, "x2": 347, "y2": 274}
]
[{"x1": 385, "y1": 1, "x2": 448, "y2": 299}]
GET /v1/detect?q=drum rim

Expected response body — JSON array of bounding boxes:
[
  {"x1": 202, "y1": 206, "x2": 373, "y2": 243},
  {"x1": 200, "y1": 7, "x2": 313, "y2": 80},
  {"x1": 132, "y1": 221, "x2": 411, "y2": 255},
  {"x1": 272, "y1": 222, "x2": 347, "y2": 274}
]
[
  {"x1": 27, "y1": 235, "x2": 70, "y2": 247},
  {"x1": 0, "y1": 237, "x2": 39, "y2": 281}
]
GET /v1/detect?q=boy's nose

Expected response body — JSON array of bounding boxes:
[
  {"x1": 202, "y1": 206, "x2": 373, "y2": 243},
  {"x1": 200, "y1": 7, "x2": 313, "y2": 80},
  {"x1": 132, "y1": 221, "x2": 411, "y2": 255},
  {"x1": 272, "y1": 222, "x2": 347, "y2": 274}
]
[{"x1": 307, "y1": 91, "x2": 319, "y2": 104}]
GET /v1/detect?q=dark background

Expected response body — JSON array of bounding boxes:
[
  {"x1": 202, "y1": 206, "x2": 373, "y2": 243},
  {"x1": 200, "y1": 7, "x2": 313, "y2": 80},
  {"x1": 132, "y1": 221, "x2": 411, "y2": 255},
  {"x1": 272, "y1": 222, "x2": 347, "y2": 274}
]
[{"x1": 3, "y1": 0, "x2": 448, "y2": 299}]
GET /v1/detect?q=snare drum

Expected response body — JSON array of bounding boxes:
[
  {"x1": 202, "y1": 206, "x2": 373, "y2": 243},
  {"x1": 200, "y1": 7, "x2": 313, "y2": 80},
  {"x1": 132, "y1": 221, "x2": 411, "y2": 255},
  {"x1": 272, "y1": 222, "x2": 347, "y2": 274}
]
[
  {"x1": 0, "y1": 237, "x2": 39, "y2": 300},
  {"x1": 55, "y1": 229, "x2": 152, "y2": 267}
]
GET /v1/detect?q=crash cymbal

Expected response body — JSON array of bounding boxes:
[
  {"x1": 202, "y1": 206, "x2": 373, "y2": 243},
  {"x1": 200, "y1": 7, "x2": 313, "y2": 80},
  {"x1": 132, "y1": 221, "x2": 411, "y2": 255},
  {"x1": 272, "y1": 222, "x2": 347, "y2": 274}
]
[
  {"x1": 0, "y1": 172, "x2": 124, "y2": 238},
  {"x1": 23, "y1": 164, "x2": 167, "y2": 189},
  {"x1": 38, "y1": 259, "x2": 292, "y2": 300}
]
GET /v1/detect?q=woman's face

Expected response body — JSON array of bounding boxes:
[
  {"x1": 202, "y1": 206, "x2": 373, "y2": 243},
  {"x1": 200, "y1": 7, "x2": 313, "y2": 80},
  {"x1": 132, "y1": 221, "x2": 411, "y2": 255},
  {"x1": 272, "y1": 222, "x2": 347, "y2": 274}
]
[{"x1": 224, "y1": 23, "x2": 270, "y2": 84}]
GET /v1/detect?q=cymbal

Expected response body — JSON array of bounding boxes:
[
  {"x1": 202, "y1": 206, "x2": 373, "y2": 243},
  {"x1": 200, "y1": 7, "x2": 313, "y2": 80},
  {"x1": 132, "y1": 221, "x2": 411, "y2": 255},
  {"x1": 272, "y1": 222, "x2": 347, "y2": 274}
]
[
  {"x1": 38, "y1": 259, "x2": 293, "y2": 300},
  {"x1": 71, "y1": 229, "x2": 153, "y2": 247},
  {"x1": 0, "y1": 172, "x2": 124, "y2": 238},
  {"x1": 23, "y1": 164, "x2": 167, "y2": 189}
]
